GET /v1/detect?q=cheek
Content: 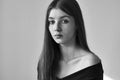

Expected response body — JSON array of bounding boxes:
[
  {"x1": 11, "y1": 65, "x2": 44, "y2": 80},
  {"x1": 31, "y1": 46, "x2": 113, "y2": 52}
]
[
  {"x1": 49, "y1": 26, "x2": 53, "y2": 34},
  {"x1": 67, "y1": 19, "x2": 76, "y2": 33},
  {"x1": 63, "y1": 25, "x2": 76, "y2": 39},
  {"x1": 65, "y1": 24, "x2": 76, "y2": 34}
]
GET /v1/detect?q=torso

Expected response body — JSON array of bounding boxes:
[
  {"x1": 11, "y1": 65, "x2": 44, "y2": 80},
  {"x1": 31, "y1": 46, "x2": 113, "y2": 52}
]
[{"x1": 57, "y1": 49, "x2": 101, "y2": 79}]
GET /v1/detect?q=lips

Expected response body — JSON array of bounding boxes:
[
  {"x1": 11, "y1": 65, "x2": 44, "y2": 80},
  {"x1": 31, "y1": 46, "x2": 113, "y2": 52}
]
[
  {"x1": 54, "y1": 34, "x2": 63, "y2": 38},
  {"x1": 55, "y1": 34, "x2": 62, "y2": 36}
]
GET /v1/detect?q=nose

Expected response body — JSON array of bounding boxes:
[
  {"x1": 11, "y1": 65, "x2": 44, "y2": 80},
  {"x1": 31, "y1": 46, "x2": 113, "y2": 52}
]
[{"x1": 54, "y1": 22, "x2": 62, "y2": 32}]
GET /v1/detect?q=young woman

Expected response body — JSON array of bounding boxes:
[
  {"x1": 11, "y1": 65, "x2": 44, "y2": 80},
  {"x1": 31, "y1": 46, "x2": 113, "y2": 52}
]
[{"x1": 37, "y1": 0, "x2": 104, "y2": 80}]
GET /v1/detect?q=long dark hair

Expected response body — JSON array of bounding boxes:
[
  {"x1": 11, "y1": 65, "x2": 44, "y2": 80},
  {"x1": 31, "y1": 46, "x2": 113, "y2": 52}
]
[{"x1": 37, "y1": 0, "x2": 92, "y2": 80}]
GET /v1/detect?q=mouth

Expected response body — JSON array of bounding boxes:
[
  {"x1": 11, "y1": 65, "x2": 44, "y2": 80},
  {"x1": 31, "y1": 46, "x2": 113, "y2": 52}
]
[{"x1": 54, "y1": 34, "x2": 63, "y2": 38}]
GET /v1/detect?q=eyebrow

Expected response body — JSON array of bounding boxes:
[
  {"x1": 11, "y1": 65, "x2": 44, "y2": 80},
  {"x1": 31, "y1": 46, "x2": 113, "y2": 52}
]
[{"x1": 48, "y1": 15, "x2": 71, "y2": 19}]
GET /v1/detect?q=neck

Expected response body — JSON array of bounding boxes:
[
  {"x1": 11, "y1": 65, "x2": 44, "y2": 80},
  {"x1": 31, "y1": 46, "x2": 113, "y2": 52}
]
[{"x1": 59, "y1": 38, "x2": 80, "y2": 63}]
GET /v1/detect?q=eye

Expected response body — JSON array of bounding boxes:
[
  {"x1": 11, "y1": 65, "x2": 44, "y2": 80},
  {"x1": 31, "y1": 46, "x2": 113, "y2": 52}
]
[
  {"x1": 62, "y1": 19, "x2": 69, "y2": 24},
  {"x1": 49, "y1": 20, "x2": 55, "y2": 25}
]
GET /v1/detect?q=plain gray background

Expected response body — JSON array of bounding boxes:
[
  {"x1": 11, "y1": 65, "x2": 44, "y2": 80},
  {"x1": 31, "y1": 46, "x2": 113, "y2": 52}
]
[{"x1": 0, "y1": 0, "x2": 120, "y2": 80}]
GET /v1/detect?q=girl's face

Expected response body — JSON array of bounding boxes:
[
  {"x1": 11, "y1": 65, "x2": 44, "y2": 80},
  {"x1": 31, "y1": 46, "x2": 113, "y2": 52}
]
[{"x1": 48, "y1": 9, "x2": 76, "y2": 45}]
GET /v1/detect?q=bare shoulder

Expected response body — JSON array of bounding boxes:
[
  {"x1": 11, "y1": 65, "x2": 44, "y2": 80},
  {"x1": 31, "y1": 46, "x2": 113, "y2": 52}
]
[{"x1": 84, "y1": 51, "x2": 101, "y2": 65}]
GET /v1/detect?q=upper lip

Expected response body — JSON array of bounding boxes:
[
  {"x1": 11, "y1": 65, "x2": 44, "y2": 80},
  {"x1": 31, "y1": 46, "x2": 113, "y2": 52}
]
[{"x1": 54, "y1": 34, "x2": 62, "y2": 36}]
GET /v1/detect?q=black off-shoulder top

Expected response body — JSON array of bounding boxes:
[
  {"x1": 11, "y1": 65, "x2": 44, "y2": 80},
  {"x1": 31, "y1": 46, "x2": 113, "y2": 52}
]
[{"x1": 56, "y1": 62, "x2": 104, "y2": 80}]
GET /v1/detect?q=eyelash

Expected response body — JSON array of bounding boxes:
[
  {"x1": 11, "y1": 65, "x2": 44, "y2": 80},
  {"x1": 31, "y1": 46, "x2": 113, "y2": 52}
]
[
  {"x1": 62, "y1": 20, "x2": 69, "y2": 24},
  {"x1": 49, "y1": 20, "x2": 55, "y2": 25},
  {"x1": 49, "y1": 19, "x2": 69, "y2": 25}
]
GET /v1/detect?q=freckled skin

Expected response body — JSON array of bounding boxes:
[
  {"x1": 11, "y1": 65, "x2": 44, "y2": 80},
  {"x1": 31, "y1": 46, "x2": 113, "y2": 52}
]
[{"x1": 48, "y1": 9, "x2": 76, "y2": 45}]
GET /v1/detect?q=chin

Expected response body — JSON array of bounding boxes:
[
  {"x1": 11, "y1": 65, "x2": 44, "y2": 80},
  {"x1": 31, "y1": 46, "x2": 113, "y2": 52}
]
[
  {"x1": 54, "y1": 39, "x2": 65, "y2": 44},
  {"x1": 55, "y1": 41, "x2": 64, "y2": 44}
]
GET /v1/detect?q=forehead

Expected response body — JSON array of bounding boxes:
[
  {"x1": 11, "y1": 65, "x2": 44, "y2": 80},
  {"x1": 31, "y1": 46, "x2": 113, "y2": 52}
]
[{"x1": 48, "y1": 9, "x2": 71, "y2": 19}]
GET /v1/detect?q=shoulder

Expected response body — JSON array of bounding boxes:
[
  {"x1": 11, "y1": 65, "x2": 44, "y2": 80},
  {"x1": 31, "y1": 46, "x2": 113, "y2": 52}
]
[
  {"x1": 74, "y1": 49, "x2": 101, "y2": 70},
  {"x1": 83, "y1": 51, "x2": 101, "y2": 66}
]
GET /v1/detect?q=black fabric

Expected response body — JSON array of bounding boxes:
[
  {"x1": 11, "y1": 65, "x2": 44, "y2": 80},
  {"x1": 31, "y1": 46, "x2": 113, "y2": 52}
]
[{"x1": 56, "y1": 62, "x2": 104, "y2": 80}]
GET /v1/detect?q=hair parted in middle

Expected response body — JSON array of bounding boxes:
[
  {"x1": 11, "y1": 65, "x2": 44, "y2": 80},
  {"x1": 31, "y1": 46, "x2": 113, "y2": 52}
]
[{"x1": 37, "y1": 0, "x2": 92, "y2": 80}]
